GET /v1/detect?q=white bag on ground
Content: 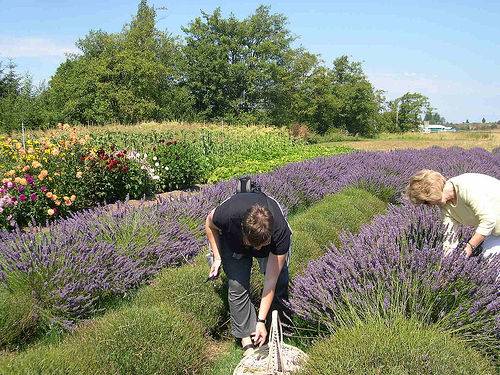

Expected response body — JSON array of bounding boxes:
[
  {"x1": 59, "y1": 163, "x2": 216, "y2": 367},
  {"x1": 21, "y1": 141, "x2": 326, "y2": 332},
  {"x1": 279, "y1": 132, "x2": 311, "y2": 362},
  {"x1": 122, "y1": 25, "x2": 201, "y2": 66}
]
[{"x1": 233, "y1": 311, "x2": 308, "y2": 375}]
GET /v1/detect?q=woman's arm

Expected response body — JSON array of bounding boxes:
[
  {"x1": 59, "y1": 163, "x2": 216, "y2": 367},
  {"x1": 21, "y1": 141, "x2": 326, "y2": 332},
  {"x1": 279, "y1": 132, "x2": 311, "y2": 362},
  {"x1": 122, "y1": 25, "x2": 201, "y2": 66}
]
[{"x1": 442, "y1": 214, "x2": 461, "y2": 257}]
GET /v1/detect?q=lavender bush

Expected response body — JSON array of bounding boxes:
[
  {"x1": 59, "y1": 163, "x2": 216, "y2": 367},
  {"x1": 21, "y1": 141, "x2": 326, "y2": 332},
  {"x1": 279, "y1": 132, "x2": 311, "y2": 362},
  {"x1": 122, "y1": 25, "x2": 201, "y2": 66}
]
[
  {"x1": 0, "y1": 147, "x2": 498, "y2": 346},
  {"x1": 290, "y1": 203, "x2": 500, "y2": 355}
]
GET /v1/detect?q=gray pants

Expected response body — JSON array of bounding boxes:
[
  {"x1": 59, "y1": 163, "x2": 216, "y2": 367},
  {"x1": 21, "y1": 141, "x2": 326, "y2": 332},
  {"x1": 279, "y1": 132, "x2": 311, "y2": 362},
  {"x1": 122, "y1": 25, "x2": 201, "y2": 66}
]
[{"x1": 220, "y1": 247, "x2": 290, "y2": 339}]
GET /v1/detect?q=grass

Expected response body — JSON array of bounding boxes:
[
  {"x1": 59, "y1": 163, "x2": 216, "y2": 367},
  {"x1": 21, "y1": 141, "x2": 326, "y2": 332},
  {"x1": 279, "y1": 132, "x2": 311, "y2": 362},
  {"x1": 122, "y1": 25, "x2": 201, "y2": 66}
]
[
  {"x1": 301, "y1": 316, "x2": 496, "y2": 375},
  {"x1": 288, "y1": 187, "x2": 387, "y2": 276},
  {"x1": 0, "y1": 304, "x2": 208, "y2": 374},
  {"x1": 331, "y1": 130, "x2": 500, "y2": 151}
]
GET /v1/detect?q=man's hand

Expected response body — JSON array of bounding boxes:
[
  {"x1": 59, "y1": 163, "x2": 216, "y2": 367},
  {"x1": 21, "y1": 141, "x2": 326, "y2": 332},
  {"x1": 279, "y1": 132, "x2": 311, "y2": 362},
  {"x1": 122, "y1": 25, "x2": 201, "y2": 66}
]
[
  {"x1": 251, "y1": 322, "x2": 267, "y2": 347},
  {"x1": 209, "y1": 258, "x2": 221, "y2": 279}
]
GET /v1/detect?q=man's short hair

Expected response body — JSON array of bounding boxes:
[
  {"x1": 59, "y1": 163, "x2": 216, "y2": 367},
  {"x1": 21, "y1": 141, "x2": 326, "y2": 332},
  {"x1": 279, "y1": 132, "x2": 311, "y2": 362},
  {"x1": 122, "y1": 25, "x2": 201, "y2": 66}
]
[
  {"x1": 406, "y1": 169, "x2": 446, "y2": 204},
  {"x1": 242, "y1": 204, "x2": 274, "y2": 247}
]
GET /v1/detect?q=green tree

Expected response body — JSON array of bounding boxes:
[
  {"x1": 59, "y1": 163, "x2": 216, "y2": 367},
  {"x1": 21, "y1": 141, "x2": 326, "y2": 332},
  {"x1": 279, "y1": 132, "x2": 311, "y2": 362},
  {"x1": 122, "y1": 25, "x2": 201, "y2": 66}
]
[
  {"x1": 295, "y1": 56, "x2": 380, "y2": 136},
  {"x1": 182, "y1": 5, "x2": 315, "y2": 125},
  {"x1": 395, "y1": 92, "x2": 430, "y2": 132},
  {"x1": 424, "y1": 109, "x2": 446, "y2": 124},
  {"x1": 0, "y1": 61, "x2": 46, "y2": 133},
  {"x1": 44, "y1": 0, "x2": 189, "y2": 124}
]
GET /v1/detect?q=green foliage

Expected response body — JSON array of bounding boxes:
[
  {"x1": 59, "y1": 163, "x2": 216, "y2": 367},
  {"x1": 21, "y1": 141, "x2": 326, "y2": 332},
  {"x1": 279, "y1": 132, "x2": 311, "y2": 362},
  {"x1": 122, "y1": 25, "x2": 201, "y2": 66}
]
[
  {"x1": 294, "y1": 56, "x2": 380, "y2": 136},
  {"x1": 0, "y1": 304, "x2": 208, "y2": 375},
  {"x1": 1, "y1": 2, "x2": 413, "y2": 136},
  {"x1": 133, "y1": 254, "x2": 227, "y2": 333},
  {"x1": 182, "y1": 5, "x2": 315, "y2": 126},
  {"x1": 386, "y1": 92, "x2": 431, "y2": 132},
  {"x1": 288, "y1": 188, "x2": 387, "y2": 276},
  {"x1": 207, "y1": 144, "x2": 350, "y2": 182},
  {"x1": 0, "y1": 273, "x2": 39, "y2": 349},
  {"x1": 301, "y1": 317, "x2": 496, "y2": 375},
  {"x1": 424, "y1": 109, "x2": 446, "y2": 124},
  {"x1": 151, "y1": 139, "x2": 209, "y2": 191},
  {"x1": 0, "y1": 61, "x2": 46, "y2": 133},
  {"x1": 43, "y1": 1, "x2": 190, "y2": 125}
]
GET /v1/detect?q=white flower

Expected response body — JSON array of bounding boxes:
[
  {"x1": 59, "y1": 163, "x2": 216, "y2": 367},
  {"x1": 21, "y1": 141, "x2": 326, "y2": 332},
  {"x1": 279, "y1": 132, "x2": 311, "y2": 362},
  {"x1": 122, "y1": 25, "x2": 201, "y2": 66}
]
[
  {"x1": 164, "y1": 166, "x2": 169, "y2": 171},
  {"x1": 155, "y1": 162, "x2": 159, "y2": 167},
  {"x1": 153, "y1": 156, "x2": 157, "y2": 161},
  {"x1": 144, "y1": 153, "x2": 148, "y2": 158},
  {"x1": 152, "y1": 175, "x2": 160, "y2": 180}
]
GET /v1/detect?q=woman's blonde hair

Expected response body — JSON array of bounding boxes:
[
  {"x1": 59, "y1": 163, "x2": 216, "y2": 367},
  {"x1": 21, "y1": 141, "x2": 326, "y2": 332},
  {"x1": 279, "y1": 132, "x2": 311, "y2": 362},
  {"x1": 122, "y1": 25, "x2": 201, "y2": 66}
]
[{"x1": 406, "y1": 169, "x2": 446, "y2": 204}]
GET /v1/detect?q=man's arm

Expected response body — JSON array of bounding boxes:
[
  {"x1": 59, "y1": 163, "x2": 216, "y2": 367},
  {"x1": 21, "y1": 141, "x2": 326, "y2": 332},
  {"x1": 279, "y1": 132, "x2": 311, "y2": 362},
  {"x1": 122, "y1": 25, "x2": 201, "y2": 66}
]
[
  {"x1": 252, "y1": 252, "x2": 287, "y2": 346},
  {"x1": 205, "y1": 208, "x2": 222, "y2": 277}
]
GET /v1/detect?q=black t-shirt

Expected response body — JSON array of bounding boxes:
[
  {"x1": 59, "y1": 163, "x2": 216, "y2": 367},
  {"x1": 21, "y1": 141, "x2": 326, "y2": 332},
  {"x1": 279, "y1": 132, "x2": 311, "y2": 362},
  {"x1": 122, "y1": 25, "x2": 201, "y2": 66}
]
[{"x1": 213, "y1": 192, "x2": 291, "y2": 258}]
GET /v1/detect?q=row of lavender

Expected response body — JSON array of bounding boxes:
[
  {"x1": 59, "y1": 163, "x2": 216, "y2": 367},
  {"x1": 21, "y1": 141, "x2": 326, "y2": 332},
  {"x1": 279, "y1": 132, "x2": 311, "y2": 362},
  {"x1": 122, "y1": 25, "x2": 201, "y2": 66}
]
[
  {"x1": 290, "y1": 203, "x2": 499, "y2": 355},
  {"x1": 0, "y1": 147, "x2": 499, "y2": 346}
]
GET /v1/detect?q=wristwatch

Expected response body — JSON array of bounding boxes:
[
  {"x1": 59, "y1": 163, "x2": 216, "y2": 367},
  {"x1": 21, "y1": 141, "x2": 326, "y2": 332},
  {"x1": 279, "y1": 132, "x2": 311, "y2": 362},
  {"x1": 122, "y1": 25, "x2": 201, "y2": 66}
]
[{"x1": 257, "y1": 318, "x2": 266, "y2": 324}]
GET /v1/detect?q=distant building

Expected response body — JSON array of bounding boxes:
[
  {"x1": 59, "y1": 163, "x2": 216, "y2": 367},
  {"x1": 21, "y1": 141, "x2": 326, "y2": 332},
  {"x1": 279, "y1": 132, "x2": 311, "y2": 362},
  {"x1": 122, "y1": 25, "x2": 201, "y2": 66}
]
[{"x1": 420, "y1": 121, "x2": 455, "y2": 133}]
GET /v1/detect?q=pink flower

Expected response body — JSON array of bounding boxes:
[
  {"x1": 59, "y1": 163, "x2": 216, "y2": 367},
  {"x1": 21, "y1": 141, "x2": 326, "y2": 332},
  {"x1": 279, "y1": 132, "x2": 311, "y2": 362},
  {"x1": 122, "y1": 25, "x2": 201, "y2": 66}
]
[
  {"x1": 6, "y1": 181, "x2": 13, "y2": 189},
  {"x1": 41, "y1": 186, "x2": 48, "y2": 193},
  {"x1": 19, "y1": 194, "x2": 27, "y2": 202},
  {"x1": 30, "y1": 193, "x2": 38, "y2": 202}
]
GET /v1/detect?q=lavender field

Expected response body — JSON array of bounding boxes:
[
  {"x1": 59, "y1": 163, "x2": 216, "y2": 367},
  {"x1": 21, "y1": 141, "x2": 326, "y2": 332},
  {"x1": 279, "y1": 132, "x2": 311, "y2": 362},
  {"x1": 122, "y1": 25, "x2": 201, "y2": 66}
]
[{"x1": 1, "y1": 146, "x2": 499, "y2": 373}]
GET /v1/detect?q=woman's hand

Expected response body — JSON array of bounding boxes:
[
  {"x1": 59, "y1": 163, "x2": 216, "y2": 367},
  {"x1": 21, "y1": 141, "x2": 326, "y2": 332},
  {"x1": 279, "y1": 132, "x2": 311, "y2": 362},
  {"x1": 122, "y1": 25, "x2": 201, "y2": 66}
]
[
  {"x1": 464, "y1": 243, "x2": 474, "y2": 258},
  {"x1": 208, "y1": 258, "x2": 221, "y2": 279},
  {"x1": 251, "y1": 322, "x2": 267, "y2": 347}
]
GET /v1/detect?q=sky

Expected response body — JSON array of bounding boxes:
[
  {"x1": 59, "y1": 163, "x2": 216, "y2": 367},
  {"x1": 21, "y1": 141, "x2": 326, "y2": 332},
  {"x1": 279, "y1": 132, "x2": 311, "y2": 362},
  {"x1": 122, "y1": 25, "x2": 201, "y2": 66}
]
[{"x1": 0, "y1": 0, "x2": 499, "y2": 123}]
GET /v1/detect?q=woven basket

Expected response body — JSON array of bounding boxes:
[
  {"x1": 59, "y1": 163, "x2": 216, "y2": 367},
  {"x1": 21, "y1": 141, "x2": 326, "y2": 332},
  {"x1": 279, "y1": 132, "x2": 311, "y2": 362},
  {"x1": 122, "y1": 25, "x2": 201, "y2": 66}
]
[{"x1": 233, "y1": 311, "x2": 308, "y2": 375}]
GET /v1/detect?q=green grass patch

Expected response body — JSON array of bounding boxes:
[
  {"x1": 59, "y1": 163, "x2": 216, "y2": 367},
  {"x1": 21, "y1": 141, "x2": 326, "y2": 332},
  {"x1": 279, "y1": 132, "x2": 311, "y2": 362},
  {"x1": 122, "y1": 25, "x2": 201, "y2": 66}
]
[
  {"x1": 288, "y1": 187, "x2": 387, "y2": 276},
  {"x1": 301, "y1": 316, "x2": 496, "y2": 375},
  {"x1": 0, "y1": 304, "x2": 208, "y2": 375},
  {"x1": 133, "y1": 253, "x2": 227, "y2": 334}
]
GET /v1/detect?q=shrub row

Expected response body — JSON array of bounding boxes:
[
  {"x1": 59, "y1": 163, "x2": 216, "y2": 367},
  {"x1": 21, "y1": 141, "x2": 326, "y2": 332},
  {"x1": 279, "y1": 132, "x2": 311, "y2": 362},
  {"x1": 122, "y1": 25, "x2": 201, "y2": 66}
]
[
  {"x1": 290, "y1": 202, "x2": 500, "y2": 358},
  {"x1": 0, "y1": 304, "x2": 207, "y2": 375},
  {"x1": 302, "y1": 317, "x2": 496, "y2": 375},
  {"x1": 0, "y1": 188, "x2": 386, "y2": 374}
]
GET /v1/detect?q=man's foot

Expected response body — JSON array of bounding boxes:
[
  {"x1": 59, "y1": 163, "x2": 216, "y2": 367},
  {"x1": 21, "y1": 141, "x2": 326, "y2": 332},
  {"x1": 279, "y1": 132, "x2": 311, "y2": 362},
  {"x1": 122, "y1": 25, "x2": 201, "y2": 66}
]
[{"x1": 241, "y1": 337, "x2": 254, "y2": 356}]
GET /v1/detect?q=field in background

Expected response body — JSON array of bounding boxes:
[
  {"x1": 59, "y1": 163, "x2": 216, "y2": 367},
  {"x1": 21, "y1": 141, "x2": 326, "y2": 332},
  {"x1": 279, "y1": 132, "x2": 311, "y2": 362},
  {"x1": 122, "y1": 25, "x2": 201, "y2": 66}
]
[{"x1": 338, "y1": 130, "x2": 499, "y2": 151}]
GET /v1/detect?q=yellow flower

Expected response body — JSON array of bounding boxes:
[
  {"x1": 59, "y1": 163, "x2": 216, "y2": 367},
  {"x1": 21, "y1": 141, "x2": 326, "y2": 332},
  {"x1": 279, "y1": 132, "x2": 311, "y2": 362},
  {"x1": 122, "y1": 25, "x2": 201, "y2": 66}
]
[
  {"x1": 76, "y1": 171, "x2": 83, "y2": 179},
  {"x1": 14, "y1": 177, "x2": 22, "y2": 184},
  {"x1": 47, "y1": 208, "x2": 55, "y2": 216},
  {"x1": 32, "y1": 161, "x2": 42, "y2": 168},
  {"x1": 19, "y1": 178, "x2": 27, "y2": 186},
  {"x1": 2, "y1": 178, "x2": 10, "y2": 184}
]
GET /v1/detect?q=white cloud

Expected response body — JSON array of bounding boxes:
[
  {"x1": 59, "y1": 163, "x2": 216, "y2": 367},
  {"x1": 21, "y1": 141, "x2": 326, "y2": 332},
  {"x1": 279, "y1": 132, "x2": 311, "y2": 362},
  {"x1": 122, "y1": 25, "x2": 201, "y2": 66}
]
[{"x1": 0, "y1": 36, "x2": 79, "y2": 58}]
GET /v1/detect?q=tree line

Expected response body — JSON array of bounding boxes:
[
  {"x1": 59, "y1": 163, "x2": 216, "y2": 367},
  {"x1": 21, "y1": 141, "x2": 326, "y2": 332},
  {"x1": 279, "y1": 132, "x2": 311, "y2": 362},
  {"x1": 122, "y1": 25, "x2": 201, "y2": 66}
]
[{"x1": 1, "y1": 1, "x2": 440, "y2": 136}]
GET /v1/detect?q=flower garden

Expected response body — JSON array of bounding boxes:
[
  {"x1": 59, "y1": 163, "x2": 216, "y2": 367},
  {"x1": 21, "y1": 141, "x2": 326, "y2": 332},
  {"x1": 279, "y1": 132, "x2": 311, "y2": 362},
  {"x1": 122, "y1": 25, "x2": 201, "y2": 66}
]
[
  {"x1": 0, "y1": 122, "x2": 349, "y2": 230},
  {"x1": 0, "y1": 138, "x2": 499, "y2": 373}
]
